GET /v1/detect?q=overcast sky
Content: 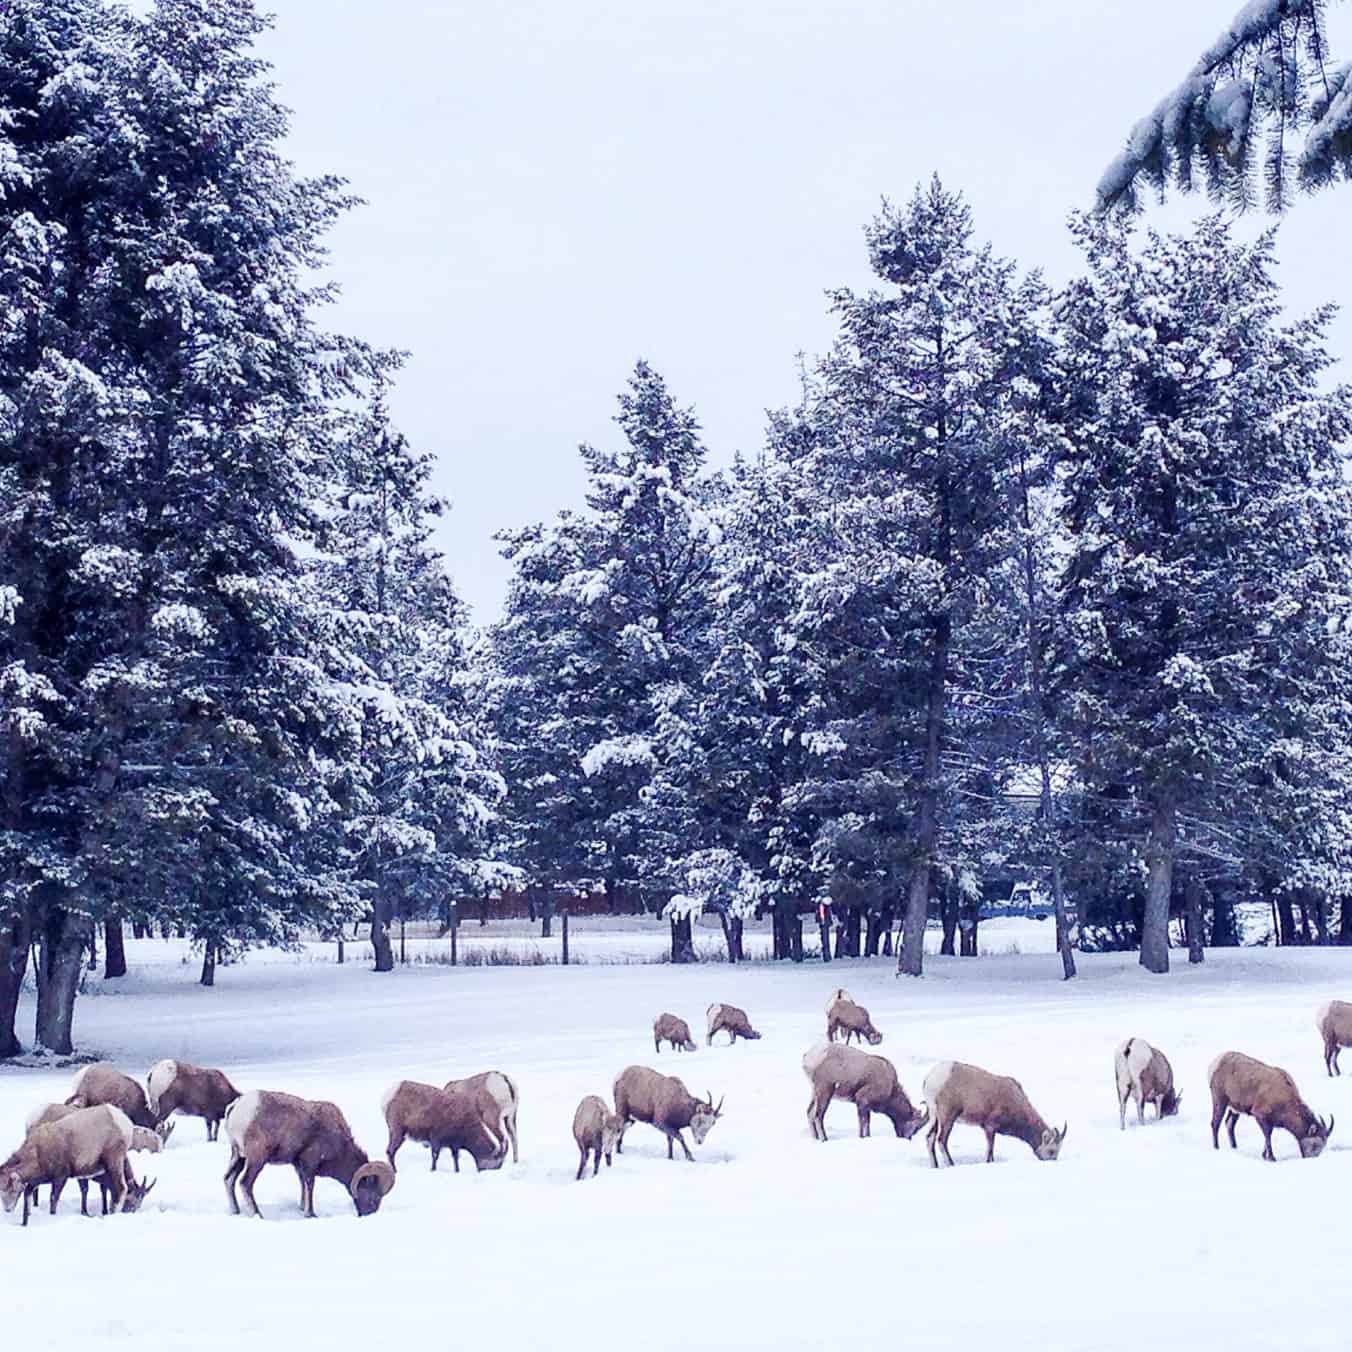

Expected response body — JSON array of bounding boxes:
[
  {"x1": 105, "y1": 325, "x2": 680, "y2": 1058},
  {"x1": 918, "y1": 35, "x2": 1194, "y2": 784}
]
[{"x1": 251, "y1": 0, "x2": 1352, "y2": 622}]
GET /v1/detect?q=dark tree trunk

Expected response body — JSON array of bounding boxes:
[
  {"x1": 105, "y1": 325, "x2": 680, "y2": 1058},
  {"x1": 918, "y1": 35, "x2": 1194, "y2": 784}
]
[
  {"x1": 35, "y1": 905, "x2": 90, "y2": 1054},
  {"x1": 606, "y1": 875, "x2": 621, "y2": 917},
  {"x1": 1339, "y1": 896, "x2": 1352, "y2": 946},
  {"x1": 103, "y1": 918, "x2": 127, "y2": 979},
  {"x1": 818, "y1": 912, "x2": 832, "y2": 962},
  {"x1": 670, "y1": 913, "x2": 696, "y2": 964},
  {"x1": 1313, "y1": 892, "x2": 1331, "y2": 946},
  {"x1": 959, "y1": 915, "x2": 979, "y2": 957},
  {"x1": 1185, "y1": 874, "x2": 1205, "y2": 965},
  {"x1": 882, "y1": 920, "x2": 894, "y2": 957},
  {"x1": 939, "y1": 883, "x2": 958, "y2": 957},
  {"x1": 371, "y1": 892, "x2": 394, "y2": 972},
  {"x1": 561, "y1": 910, "x2": 570, "y2": 966},
  {"x1": 864, "y1": 911, "x2": 884, "y2": 957},
  {"x1": 1275, "y1": 895, "x2": 1300, "y2": 947},
  {"x1": 719, "y1": 912, "x2": 743, "y2": 964},
  {"x1": 0, "y1": 905, "x2": 33, "y2": 1059},
  {"x1": 841, "y1": 907, "x2": 861, "y2": 957},
  {"x1": 789, "y1": 911, "x2": 804, "y2": 963},
  {"x1": 479, "y1": 895, "x2": 489, "y2": 926},
  {"x1": 1140, "y1": 795, "x2": 1175, "y2": 973},
  {"x1": 132, "y1": 921, "x2": 148, "y2": 940},
  {"x1": 200, "y1": 941, "x2": 216, "y2": 987},
  {"x1": 1051, "y1": 861, "x2": 1077, "y2": 980}
]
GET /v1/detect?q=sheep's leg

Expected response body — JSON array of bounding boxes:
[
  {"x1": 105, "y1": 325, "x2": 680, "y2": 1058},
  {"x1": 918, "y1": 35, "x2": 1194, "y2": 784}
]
[
  {"x1": 78, "y1": 1178, "x2": 90, "y2": 1217},
  {"x1": 207, "y1": 1118, "x2": 219, "y2": 1143},
  {"x1": 430, "y1": 1144, "x2": 440, "y2": 1172},
  {"x1": 505, "y1": 1112, "x2": 519, "y2": 1164},
  {"x1": 654, "y1": 1037, "x2": 661, "y2": 1054},
  {"x1": 224, "y1": 1151, "x2": 246, "y2": 1214},
  {"x1": 239, "y1": 1159, "x2": 266, "y2": 1218},
  {"x1": 1209, "y1": 1097, "x2": 1225, "y2": 1149},
  {"x1": 671, "y1": 1129, "x2": 695, "y2": 1162},
  {"x1": 1118, "y1": 1088, "x2": 1127, "y2": 1131},
  {"x1": 937, "y1": 1119, "x2": 957, "y2": 1168},
  {"x1": 1136, "y1": 1092, "x2": 1145, "y2": 1126},
  {"x1": 1225, "y1": 1110, "x2": 1240, "y2": 1149},
  {"x1": 385, "y1": 1126, "x2": 404, "y2": 1170},
  {"x1": 1334, "y1": 1044, "x2": 1343, "y2": 1076},
  {"x1": 592, "y1": 1146, "x2": 601, "y2": 1177},
  {"x1": 49, "y1": 1176, "x2": 67, "y2": 1215},
  {"x1": 856, "y1": 1103, "x2": 871, "y2": 1139},
  {"x1": 984, "y1": 1128, "x2": 997, "y2": 1163},
  {"x1": 667, "y1": 1134, "x2": 674, "y2": 1160},
  {"x1": 1260, "y1": 1122, "x2": 1276, "y2": 1162},
  {"x1": 615, "y1": 1120, "x2": 627, "y2": 1155},
  {"x1": 451, "y1": 1147, "x2": 461, "y2": 1173},
  {"x1": 926, "y1": 1119, "x2": 940, "y2": 1167}
]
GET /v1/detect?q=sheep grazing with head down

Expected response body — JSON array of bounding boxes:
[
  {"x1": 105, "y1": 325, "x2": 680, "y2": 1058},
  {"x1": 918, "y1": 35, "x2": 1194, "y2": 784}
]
[
  {"x1": 1316, "y1": 1001, "x2": 1352, "y2": 1076},
  {"x1": 21, "y1": 1103, "x2": 160, "y2": 1217},
  {"x1": 923, "y1": 1060, "x2": 1066, "y2": 1167},
  {"x1": 223, "y1": 1090, "x2": 394, "y2": 1218},
  {"x1": 706, "y1": 1003, "x2": 761, "y2": 1046},
  {"x1": 146, "y1": 1059, "x2": 239, "y2": 1142},
  {"x1": 613, "y1": 1065, "x2": 723, "y2": 1162},
  {"x1": 1114, "y1": 1038, "x2": 1180, "y2": 1129},
  {"x1": 572, "y1": 1095, "x2": 622, "y2": 1180},
  {"x1": 382, "y1": 1080, "x2": 506, "y2": 1174},
  {"x1": 802, "y1": 1041, "x2": 927, "y2": 1141},
  {"x1": 653, "y1": 1013, "x2": 697, "y2": 1054},
  {"x1": 1208, "y1": 1051, "x2": 1332, "y2": 1161},
  {"x1": 824, "y1": 989, "x2": 883, "y2": 1046},
  {"x1": 442, "y1": 1071, "x2": 519, "y2": 1164},
  {"x1": 66, "y1": 1064, "x2": 173, "y2": 1143}
]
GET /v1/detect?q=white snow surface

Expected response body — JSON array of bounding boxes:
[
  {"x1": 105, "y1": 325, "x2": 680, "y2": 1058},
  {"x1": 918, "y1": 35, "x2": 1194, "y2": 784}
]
[{"x1": 4, "y1": 938, "x2": 1351, "y2": 1350}]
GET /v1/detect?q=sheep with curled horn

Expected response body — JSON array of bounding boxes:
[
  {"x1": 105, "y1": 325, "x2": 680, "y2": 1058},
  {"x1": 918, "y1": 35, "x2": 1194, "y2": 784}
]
[{"x1": 613, "y1": 1066, "x2": 723, "y2": 1162}]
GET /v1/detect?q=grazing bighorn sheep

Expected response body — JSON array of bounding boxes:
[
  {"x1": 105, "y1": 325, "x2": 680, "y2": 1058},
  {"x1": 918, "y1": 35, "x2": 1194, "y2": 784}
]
[
  {"x1": 1208, "y1": 1051, "x2": 1333, "y2": 1161},
  {"x1": 923, "y1": 1061, "x2": 1066, "y2": 1166},
  {"x1": 18, "y1": 1102, "x2": 158, "y2": 1217},
  {"x1": 613, "y1": 1065, "x2": 723, "y2": 1161},
  {"x1": 1316, "y1": 1001, "x2": 1352, "y2": 1076},
  {"x1": 1115, "y1": 1038, "x2": 1181, "y2": 1129},
  {"x1": 1, "y1": 1105, "x2": 141, "y2": 1226},
  {"x1": 706, "y1": 1003, "x2": 761, "y2": 1046},
  {"x1": 146, "y1": 1059, "x2": 239, "y2": 1141},
  {"x1": 382, "y1": 1080, "x2": 506, "y2": 1174},
  {"x1": 802, "y1": 1041, "x2": 928, "y2": 1141},
  {"x1": 442, "y1": 1071, "x2": 519, "y2": 1164},
  {"x1": 572, "y1": 1095, "x2": 622, "y2": 1180},
  {"x1": 66, "y1": 1064, "x2": 173, "y2": 1142},
  {"x1": 653, "y1": 1013, "x2": 697, "y2": 1054},
  {"x1": 223, "y1": 1090, "x2": 395, "y2": 1218},
  {"x1": 825, "y1": 989, "x2": 882, "y2": 1046}
]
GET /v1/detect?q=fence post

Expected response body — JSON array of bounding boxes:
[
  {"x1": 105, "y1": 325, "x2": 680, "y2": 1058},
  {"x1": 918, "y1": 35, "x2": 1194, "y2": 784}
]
[
  {"x1": 399, "y1": 916, "x2": 406, "y2": 965},
  {"x1": 450, "y1": 906, "x2": 458, "y2": 967},
  {"x1": 561, "y1": 908, "x2": 570, "y2": 966}
]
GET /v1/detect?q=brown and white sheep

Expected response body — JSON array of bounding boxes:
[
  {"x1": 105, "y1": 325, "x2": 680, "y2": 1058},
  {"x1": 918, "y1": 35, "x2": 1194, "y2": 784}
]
[
  {"x1": 825, "y1": 989, "x2": 883, "y2": 1046},
  {"x1": 1208, "y1": 1051, "x2": 1332, "y2": 1161},
  {"x1": 653, "y1": 1013, "x2": 697, "y2": 1054},
  {"x1": 442, "y1": 1070, "x2": 519, "y2": 1164},
  {"x1": 66, "y1": 1064, "x2": 173, "y2": 1142},
  {"x1": 1, "y1": 1105, "x2": 139, "y2": 1226},
  {"x1": 706, "y1": 1003, "x2": 761, "y2": 1046},
  {"x1": 146, "y1": 1059, "x2": 239, "y2": 1141},
  {"x1": 382, "y1": 1080, "x2": 507, "y2": 1174},
  {"x1": 572, "y1": 1094, "x2": 622, "y2": 1180},
  {"x1": 1316, "y1": 1001, "x2": 1352, "y2": 1076},
  {"x1": 613, "y1": 1065, "x2": 722, "y2": 1161},
  {"x1": 23, "y1": 1102, "x2": 162, "y2": 1217},
  {"x1": 223, "y1": 1090, "x2": 395, "y2": 1218},
  {"x1": 923, "y1": 1060, "x2": 1066, "y2": 1167},
  {"x1": 1114, "y1": 1038, "x2": 1181, "y2": 1129},
  {"x1": 802, "y1": 1040, "x2": 927, "y2": 1141}
]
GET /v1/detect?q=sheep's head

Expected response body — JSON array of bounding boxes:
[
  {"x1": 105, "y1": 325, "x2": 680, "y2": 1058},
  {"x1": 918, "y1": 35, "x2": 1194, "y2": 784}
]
[
  {"x1": 350, "y1": 1160, "x2": 396, "y2": 1215},
  {"x1": 121, "y1": 1176, "x2": 157, "y2": 1213},
  {"x1": 1036, "y1": 1123, "x2": 1068, "y2": 1161},
  {"x1": 681, "y1": 1038, "x2": 697, "y2": 1053},
  {"x1": 1160, "y1": 1089, "x2": 1182, "y2": 1118},
  {"x1": 601, "y1": 1113, "x2": 622, "y2": 1162},
  {"x1": 130, "y1": 1127, "x2": 163, "y2": 1154},
  {"x1": 154, "y1": 1119, "x2": 175, "y2": 1145},
  {"x1": 473, "y1": 1127, "x2": 508, "y2": 1172},
  {"x1": 690, "y1": 1093, "x2": 724, "y2": 1145},
  {"x1": 1299, "y1": 1114, "x2": 1334, "y2": 1158},
  {"x1": 897, "y1": 1103, "x2": 929, "y2": 1140},
  {"x1": 864, "y1": 1029, "x2": 884, "y2": 1047},
  {"x1": 0, "y1": 1166, "x2": 24, "y2": 1213}
]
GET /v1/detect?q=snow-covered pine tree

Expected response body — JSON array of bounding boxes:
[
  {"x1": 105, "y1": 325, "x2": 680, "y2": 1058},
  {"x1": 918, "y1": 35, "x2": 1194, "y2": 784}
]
[
  {"x1": 1098, "y1": 1, "x2": 1352, "y2": 212},
  {"x1": 785, "y1": 179, "x2": 1048, "y2": 978},
  {"x1": 1054, "y1": 213, "x2": 1352, "y2": 973}
]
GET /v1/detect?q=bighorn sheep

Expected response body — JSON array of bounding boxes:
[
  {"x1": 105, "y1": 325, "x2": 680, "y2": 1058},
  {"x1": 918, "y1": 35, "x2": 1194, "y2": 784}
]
[
  {"x1": 572, "y1": 1095, "x2": 622, "y2": 1180},
  {"x1": 146, "y1": 1059, "x2": 239, "y2": 1141},
  {"x1": 825, "y1": 989, "x2": 882, "y2": 1046},
  {"x1": 443, "y1": 1071, "x2": 519, "y2": 1164},
  {"x1": 653, "y1": 1013, "x2": 697, "y2": 1054},
  {"x1": 223, "y1": 1090, "x2": 395, "y2": 1218},
  {"x1": 1208, "y1": 1051, "x2": 1333, "y2": 1161},
  {"x1": 613, "y1": 1065, "x2": 723, "y2": 1161},
  {"x1": 802, "y1": 1040, "x2": 927, "y2": 1141},
  {"x1": 923, "y1": 1060, "x2": 1066, "y2": 1166},
  {"x1": 1317, "y1": 1001, "x2": 1352, "y2": 1076},
  {"x1": 66, "y1": 1064, "x2": 174, "y2": 1142},
  {"x1": 20, "y1": 1103, "x2": 162, "y2": 1217},
  {"x1": 1115, "y1": 1038, "x2": 1181, "y2": 1129},
  {"x1": 706, "y1": 1003, "x2": 761, "y2": 1046},
  {"x1": 382, "y1": 1080, "x2": 507, "y2": 1173},
  {"x1": 1, "y1": 1105, "x2": 145, "y2": 1226}
]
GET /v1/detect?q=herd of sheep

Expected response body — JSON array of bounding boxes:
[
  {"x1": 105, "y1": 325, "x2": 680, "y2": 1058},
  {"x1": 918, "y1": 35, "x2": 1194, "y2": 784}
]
[{"x1": 3, "y1": 988, "x2": 1351, "y2": 1226}]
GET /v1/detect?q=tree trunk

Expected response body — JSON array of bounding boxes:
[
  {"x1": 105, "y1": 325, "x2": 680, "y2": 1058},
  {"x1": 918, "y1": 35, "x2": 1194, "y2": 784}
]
[
  {"x1": 719, "y1": 913, "x2": 741, "y2": 964},
  {"x1": 480, "y1": 895, "x2": 489, "y2": 926},
  {"x1": 0, "y1": 905, "x2": 33, "y2": 1059},
  {"x1": 670, "y1": 913, "x2": 696, "y2": 964},
  {"x1": 103, "y1": 917, "x2": 127, "y2": 980},
  {"x1": 35, "y1": 905, "x2": 89, "y2": 1054},
  {"x1": 1275, "y1": 894, "x2": 1300, "y2": 947},
  {"x1": 1339, "y1": 895, "x2": 1352, "y2": 946},
  {"x1": 200, "y1": 941, "x2": 216, "y2": 987},
  {"x1": 1185, "y1": 873, "x2": 1205, "y2": 965},
  {"x1": 818, "y1": 911, "x2": 832, "y2": 963},
  {"x1": 898, "y1": 615, "x2": 949, "y2": 978},
  {"x1": 1139, "y1": 796, "x2": 1175, "y2": 973},
  {"x1": 1051, "y1": 860, "x2": 1077, "y2": 980},
  {"x1": 1210, "y1": 888, "x2": 1239, "y2": 947},
  {"x1": 960, "y1": 915, "x2": 979, "y2": 957},
  {"x1": 882, "y1": 919, "x2": 894, "y2": 957},
  {"x1": 864, "y1": 911, "x2": 884, "y2": 957},
  {"x1": 132, "y1": 922, "x2": 148, "y2": 940},
  {"x1": 939, "y1": 881, "x2": 958, "y2": 957},
  {"x1": 370, "y1": 893, "x2": 394, "y2": 972},
  {"x1": 789, "y1": 911, "x2": 804, "y2": 963}
]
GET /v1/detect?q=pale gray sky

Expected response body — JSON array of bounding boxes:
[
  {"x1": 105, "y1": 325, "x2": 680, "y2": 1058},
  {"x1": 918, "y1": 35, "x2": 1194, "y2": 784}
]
[{"x1": 254, "y1": 0, "x2": 1352, "y2": 621}]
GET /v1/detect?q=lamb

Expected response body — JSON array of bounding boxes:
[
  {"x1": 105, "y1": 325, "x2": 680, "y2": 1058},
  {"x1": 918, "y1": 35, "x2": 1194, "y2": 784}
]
[
  {"x1": 1114, "y1": 1038, "x2": 1181, "y2": 1129},
  {"x1": 613, "y1": 1065, "x2": 723, "y2": 1161},
  {"x1": 1316, "y1": 1000, "x2": 1352, "y2": 1076},
  {"x1": 223, "y1": 1090, "x2": 395, "y2": 1218},
  {"x1": 382, "y1": 1080, "x2": 507, "y2": 1174},
  {"x1": 706, "y1": 1002, "x2": 761, "y2": 1046},
  {"x1": 1, "y1": 1105, "x2": 139, "y2": 1226},
  {"x1": 442, "y1": 1070, "x2": 519, "y2": 1164},
  {"x1": 825, "y1": 989, "x2": 883, "y2": 1046},
  {"x1": 146, "y1": 1059, "x2": 240, "y2": 1142},
  {"x1": 571, "y1": 1094, "x2": 622, "y2": 1180},
  {"x1": 802, "y1": 1040, "x2": 928, "y2": 1141},
  {"x1": 21, "y1": 1103, "x2": 162, "y2": 1217},
  {"x1": 1208, "y1": 1051, "x2": 1333, "y2": 1161},
  {"x1": 653, "y1": 1013, "x2": 697, "y2": 1054},
  {"x1": 66, "y1": 1063, "x2": 174, "y2": 1142},
  {"x1": 923, "y1": 1060, "x2": 1066, "y2": 1167}
]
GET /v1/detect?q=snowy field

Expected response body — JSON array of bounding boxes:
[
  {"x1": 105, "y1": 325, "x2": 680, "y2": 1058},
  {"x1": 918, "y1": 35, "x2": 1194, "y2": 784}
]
[{"x1": 3, "y1": 937, "x2": 1350, "y2": 1351}]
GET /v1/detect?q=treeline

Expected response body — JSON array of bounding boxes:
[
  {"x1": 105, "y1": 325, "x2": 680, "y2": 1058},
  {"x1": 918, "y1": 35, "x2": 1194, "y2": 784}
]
[{"x1": 484, "y1": 188, "x2": 1352, "y2": 979}]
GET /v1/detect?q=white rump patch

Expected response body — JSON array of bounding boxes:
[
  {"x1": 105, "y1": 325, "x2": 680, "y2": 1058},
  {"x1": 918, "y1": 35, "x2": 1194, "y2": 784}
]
[
  {"x1": 146, "y1": 1059, "x2": 177, "y2": 1114},
  {"x1": 1317, "y1": 1001, "x2": 1334, "y2": 1032},
  {"x1": 68, "y1": 1064, "x2": 96, "y2": 1101},
  {"x1": 483, "y1": 1072, "x2": 516, "y2": 1115},
  {"x1": 923, "y1": 1061, "x2": 955, "y2": 1101},
  {"x1": 1206, "y1": 1053, "x2": 1227, "y2": 1086},
  {"x1": 24, "y1": 1103, "x2": 66, "y2": 1134},
  {"x1": 824, "y1": 988, "x2": 853, "y2": 1015},
  {"x1": 801, "y1": 1040, "x2": 833, "y2": 1078},
  {"x1": 225, "y1": 1090, "x2": 262, "y2": 1150},
  {"x1": 105, "y1": 1105, "x2": 135, "y2": 1150},
  {"x1": 379, "y1": 1081, "x2": 406, "y2": 1116},
  {"x1": 707, "y1": 1003, "x2": 725, "y2": 1034}
]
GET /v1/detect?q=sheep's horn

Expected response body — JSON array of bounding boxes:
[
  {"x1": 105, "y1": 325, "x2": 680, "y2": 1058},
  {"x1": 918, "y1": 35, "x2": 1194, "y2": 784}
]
[
  {"x1": 352, "y1": 1161, "x2": 396, "y2": 1196},
  {"x1": 915, "y1": 1103, "x2": 930, "y2": 1126},
  {"x1": 714, "y1": 1095, "x2": 725, "y2": 1117},
  {"x1": 1060, "y1": 1122, "x2": 1068, "y2": 1141},
  {"x1": 1326, "y1": 1114, "x2": 1336, "y2": 1137}
]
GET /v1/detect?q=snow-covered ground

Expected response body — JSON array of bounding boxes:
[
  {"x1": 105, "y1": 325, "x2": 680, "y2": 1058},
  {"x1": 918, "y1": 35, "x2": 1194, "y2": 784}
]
[{"x1": 3, "y1": 937, "x2": 1348, "y2": 1351}]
